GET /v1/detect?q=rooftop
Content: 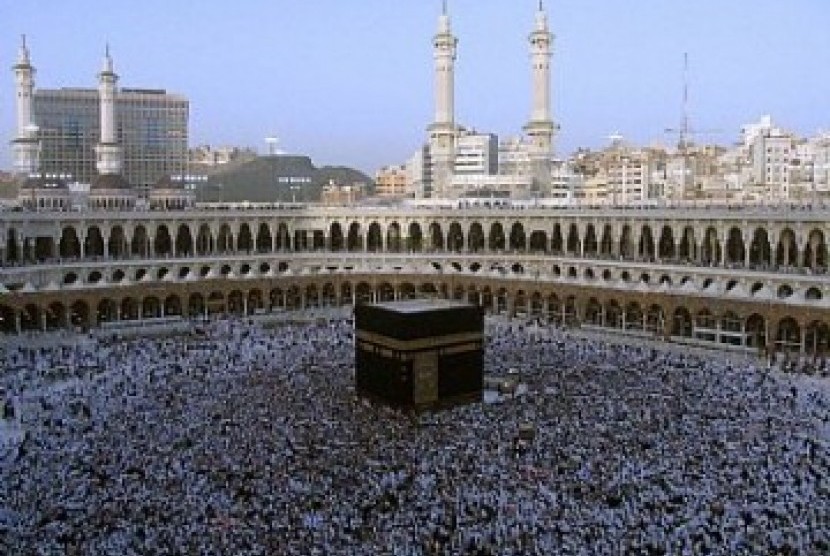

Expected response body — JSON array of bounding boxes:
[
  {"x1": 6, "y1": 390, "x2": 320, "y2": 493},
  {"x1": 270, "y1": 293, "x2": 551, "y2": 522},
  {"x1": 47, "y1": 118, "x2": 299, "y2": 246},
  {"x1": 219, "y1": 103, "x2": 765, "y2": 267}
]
[{"x1": 372, "y1": 298, "x2": 475, "y2": 314}]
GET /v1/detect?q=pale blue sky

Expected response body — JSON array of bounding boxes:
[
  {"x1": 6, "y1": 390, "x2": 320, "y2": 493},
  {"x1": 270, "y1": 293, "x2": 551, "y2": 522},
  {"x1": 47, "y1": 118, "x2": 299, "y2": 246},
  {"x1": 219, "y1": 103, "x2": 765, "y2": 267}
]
[{"x1": 2, "y1": 0, "x2": 829, "y2": 173}]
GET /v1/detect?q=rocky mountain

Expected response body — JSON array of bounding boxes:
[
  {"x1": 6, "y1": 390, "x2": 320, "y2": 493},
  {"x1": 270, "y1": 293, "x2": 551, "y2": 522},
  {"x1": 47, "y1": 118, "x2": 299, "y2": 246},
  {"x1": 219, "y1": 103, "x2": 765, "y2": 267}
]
[{"x1": 198, "y1": 155, "x2": 373, "y2": 202}]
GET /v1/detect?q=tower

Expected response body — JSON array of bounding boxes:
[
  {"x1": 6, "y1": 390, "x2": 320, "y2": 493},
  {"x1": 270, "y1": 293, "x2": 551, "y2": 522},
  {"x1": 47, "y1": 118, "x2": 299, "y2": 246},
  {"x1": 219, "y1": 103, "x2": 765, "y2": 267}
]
[
  {"x1": 95, "y1": 45, "x2": 122, "y2": 175},
  {"x1": 11, "y1": 35, "x2": 40, "y2": 176},
  {"x1": 427, "y1": 0, "x2": 458, "y2": 198},
  {"x1": 523, "y1": 1, "x2": 556, "y2": 190}
]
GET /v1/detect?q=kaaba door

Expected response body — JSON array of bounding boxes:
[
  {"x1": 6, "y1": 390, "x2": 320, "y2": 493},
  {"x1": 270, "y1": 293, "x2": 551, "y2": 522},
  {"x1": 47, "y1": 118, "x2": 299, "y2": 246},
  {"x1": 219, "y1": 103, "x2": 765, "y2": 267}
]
[{"x1": 412, "y1": 352, "x2": 439, "y2": 405}]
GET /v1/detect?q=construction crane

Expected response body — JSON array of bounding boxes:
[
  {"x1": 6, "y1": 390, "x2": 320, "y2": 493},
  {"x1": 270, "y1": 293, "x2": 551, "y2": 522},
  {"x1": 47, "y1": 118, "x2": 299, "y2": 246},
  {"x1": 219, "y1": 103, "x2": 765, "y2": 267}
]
[{"x1": 664, "y1": 53, "x2": 721, "y2": 199}]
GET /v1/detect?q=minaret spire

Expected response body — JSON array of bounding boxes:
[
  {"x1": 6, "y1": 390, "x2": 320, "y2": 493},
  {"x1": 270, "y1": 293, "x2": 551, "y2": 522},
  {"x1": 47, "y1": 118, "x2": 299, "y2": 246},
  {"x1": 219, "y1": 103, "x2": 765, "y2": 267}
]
[
  {"x1": 11, "y1": 33, "x2": 39, "y2": 176},
  {"x1": 17, "y1": 34, "x2": 31, "y2": 67},
  {"x1": 96, "y1": 44, "x2": 122, "y2": 175},
  {"x1": 428, "y1": 0, "x2": 459, "y2": 197},
  {"x1": 524, "y1": 0, "x2": 556, "y2": 191}
]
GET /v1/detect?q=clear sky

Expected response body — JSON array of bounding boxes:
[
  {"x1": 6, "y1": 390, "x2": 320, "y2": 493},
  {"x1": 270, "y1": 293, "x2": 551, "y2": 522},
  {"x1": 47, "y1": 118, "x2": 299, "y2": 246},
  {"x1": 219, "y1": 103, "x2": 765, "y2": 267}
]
[{"x1": 2, "y1": 0, "x2": 829, "y2": 173}]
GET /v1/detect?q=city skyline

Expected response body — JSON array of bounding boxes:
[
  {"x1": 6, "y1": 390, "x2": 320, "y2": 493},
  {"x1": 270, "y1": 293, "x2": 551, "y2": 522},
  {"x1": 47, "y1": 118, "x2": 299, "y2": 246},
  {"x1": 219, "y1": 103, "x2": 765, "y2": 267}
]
[{"x1": 2, "y1": 0, "x2": 829, "y2": 174}]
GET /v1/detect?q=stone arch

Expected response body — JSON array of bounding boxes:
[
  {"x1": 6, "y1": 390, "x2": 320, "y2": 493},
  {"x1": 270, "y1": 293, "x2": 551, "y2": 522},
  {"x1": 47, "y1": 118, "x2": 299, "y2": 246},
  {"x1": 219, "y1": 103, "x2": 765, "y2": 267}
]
[
  {"x1": 256, "y1": 223, "x2": 273, "y2": 253},
  {"x1": 565, "y1": 223, "x2": 580, "y2": 255},
  {"x1": 724, "y1": 227, "x2": 745, "y2": 265},
  {"x1": 657, "y1": 226, "x2": 675, "y2": 260},
  {"x1": 419, "y1": 282, "x2": 439, "y2": 297},
  {"x1": 701, "y1": 227, "x2": 720, "y2": 265},
  {"x1": 599, "y1": 225, "x2": 613, "y2": 257},
  {"x1": 605, "y1": 299, "x2": 622, "y2": 328},
  {"x1": 305, "y1": 285, "x2": 321, "y2": 307},
  {"x1": 695, "y1": 309, "x2": 716, "y2": 341},
  {"x1": 217, "y1": 224, "x2": 233, "y2": 252},
  {"x1": 339, "y1": 283, "x2": 352, "y2": 306},
  {"x1": 121, "y1": 297, "x2": 140, "y2": 321},
  {"x1": 408, "y1": 222, "x2": 423, "y2": 252},
  {"x1": 529, "y1": 230, "x2": 548, "y2": 253},
  {"x1": 237, "y1": 223, "x2": 253, "y2": 253},
  {"x1": 804, "y1": 228, "x2": 827, "y2": 271},
  {"x1": 468, "y1": 222, "x2": 485, "y2": 252},
  {"x1": 154, "y1": 225, "x2": 173, "y2": 257},
  {"x1": 366, "y1": 222, "x2": 383, "y2": 252},
  {"x1": 551, "y1": 223, "x2": 563, "y2": 253},
  {"x1": 530, "y1": 291, "x2": 544, "y2": 315},
  {"x1": 720, "y1": 311, "x2": 743, "y2": 345},
  {"x1": 322, "y1": 283, "x2": 337, "y2": 306},
  {"x1": 429, "y1": 222, "x2": 444, "y2": 250},
  {"x1": 583, "y1": 225, "x2": 598, "y2": 256},
  {"x1": 514, "y1": 290, "x2": 528, "y2": 315},
  {"x1": 329, "y1": 222, "x2": 344, "y2": 251},
  {"x1": 489, "y1": 222, "x2": 505, "y2": 251},
  {"x1": 207, "y1": 291, "x2": 226, "y2": 315},
  {"x1": 749, "y1": 228, "x2": 771, "y2": 268},
  {"x1": 45, "y1": 302, "x2": 67, "y2": 330},
  {"x1": 247, "y1": 288, "x2": 265, "y2": 315},
  {"x1": 188, "y1": 293, "x2": 205, "y2": 317},
  {"x1": 191, "y1": 224, "x2": 210, "y2": 255},
  {"x1": 776, "y1": 228, "x2": 798, "y2": 268},
  {"x1": 109, "y1": 225, "x2": 128, "y2": 258},
  {"x1": 638, "y1": 225, "x2": 655, "y2": 261},
  {"x1": 269, "y1": 288, "x2": 284, "y2": 310},
  {"x1": 509, "y1": 222, "x2": 526, "y2": 251},
  {"x1": 804, "y1": 320, "x2": 830, "y2": 356},
  {"x1": 142, "y1": 296, "x2": 162, "y2": 319},
  {"x1": 776, "y1": 317, "x2": 801, "y2": 353},
  {"x1": 678, "y1": 226, "x2": 695, "y2": 261},
  {"x1": 387, "y1": 222, "x2": 403, "y2": 252},
  {"x1": 619, "y1": 225, "x2": 634, "y2": 259},
  {"x1": 584, "y1": 297, "x2": 602, "y2": 325},
  {"x1": 400, "y1": 282, "x2": 417, "y2": 300},
  {"x1": 19, "y1": 304, "x2": 39, "y2": 332},
  {"x1": 378, "y1": 282, "x2": 395, "y2": 302},
  {"x1": 447, "y1": 222, "x2": 464, "y2": 252},
  {"x1": 164, "y1": 294, "x2": 182, "y2": 317},
  {"x1": 4, "y1": 228, "x2": 20, "y2": 263},
  {"x1": 672, "y1": 307, "x2": 693, "y2": 337},
  {"x1": 625, "y1": 301, "x2": 644, "y2": 330},
  {"x1": 646, "y1": 304, "x2": 664, "y2": 334},
  {"x1": 0, "y1": 304, "x2": 15, "y2": 333},
  {"x1": 84, "y1": 226, "x2": 105, "y2": 258},
  {"x1": 69, "y1": 300, "x2": 90, "y2": 330},
  {"x1": 96, "y1": 298, "x2": 118, "y2": 324},
  {"x1": 494, "y1": 287, "x2": 509, "y2": 314},
  {"x1": 547, "y1": 293, "x2": 561, "y2": 321},
  {"x1": 356, "y1": 282, "x2": 373, "y2": 304},
  {"x1": 347, "y1": 222, "x2": 362, "y2": 251},
  {"x1": 276, "y1": 223, "x2": 291, "y2": 251},
  {"x1": 175, "y1": 224, "x2": 194, "y2": 257},
  {"x1": 34, "y1": 235, "x2": 55, "y2": 262},
  {"x1": 228, "y1": 290, "x2": 245, "y2": 314},
  {"x1": 745, "y1": 314, "x2": 766, "y2": 351},
  {"x1": 59, "y1": 226, "x2": 81, "y2": 259}
]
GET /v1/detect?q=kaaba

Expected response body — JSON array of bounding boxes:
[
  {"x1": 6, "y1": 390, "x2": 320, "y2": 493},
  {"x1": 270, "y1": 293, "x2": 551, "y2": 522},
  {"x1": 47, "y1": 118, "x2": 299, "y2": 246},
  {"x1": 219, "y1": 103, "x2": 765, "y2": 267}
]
[{"x1": 354, "y1": 299, "x2": 484, "y2": 409}]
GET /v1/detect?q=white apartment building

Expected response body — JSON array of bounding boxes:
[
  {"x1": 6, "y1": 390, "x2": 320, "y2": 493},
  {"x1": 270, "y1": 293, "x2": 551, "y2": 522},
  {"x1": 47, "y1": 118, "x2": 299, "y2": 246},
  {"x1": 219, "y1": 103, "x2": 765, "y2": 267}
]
[
  {"x1": 454, "y1": 130, "x2": 498, "y2": 175},
  {"x1": 405, "y1": 146, "x2": 431, "y2": 199}
]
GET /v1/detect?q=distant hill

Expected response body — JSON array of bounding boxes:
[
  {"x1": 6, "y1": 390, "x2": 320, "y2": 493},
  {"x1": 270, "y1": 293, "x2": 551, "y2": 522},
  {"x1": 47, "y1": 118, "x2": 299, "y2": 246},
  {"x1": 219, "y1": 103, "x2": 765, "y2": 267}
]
[{"x1": 199, "y1": 155, "x2": 373, "y2": 202}]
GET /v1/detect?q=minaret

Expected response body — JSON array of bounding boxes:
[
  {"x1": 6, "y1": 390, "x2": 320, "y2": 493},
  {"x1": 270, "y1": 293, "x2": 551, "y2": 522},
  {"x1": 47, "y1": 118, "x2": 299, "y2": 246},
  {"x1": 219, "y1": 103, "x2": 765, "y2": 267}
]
[
  {"x1": 523, "y1": 1, "x2": 556, "y2": 190},
  {"x1": 95, "y1": 45, "x2": 122, "y2": 175},
  {"x1": 427, "y1": 0, "x2": 458, "y2": 198},
  {"x1": 11, "y1": 35, "x2": 40, "y2": 176}
]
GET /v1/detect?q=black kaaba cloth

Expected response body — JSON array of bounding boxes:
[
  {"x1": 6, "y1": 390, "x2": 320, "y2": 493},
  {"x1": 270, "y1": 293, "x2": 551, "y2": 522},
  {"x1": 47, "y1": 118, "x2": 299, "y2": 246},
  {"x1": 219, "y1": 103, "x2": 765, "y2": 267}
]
[{"x1": 355, "y1": 299, "x2": 484, "y2": 409}]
